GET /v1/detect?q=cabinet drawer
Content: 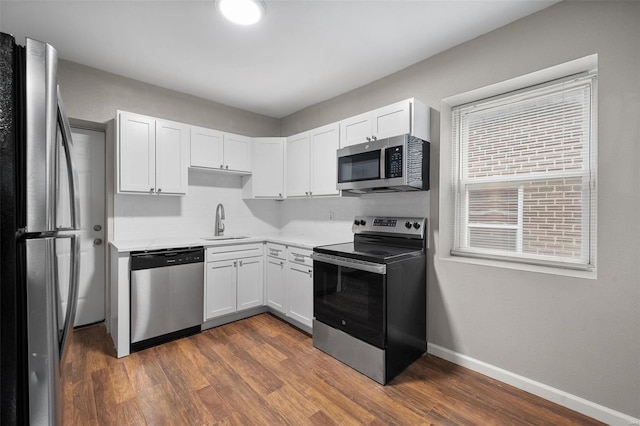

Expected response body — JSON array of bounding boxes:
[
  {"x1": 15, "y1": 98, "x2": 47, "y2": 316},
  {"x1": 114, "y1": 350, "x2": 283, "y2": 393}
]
[
  {"x1": 207, "y1": 243, "x2": 263, "y2": 262},
  {"x1": 266, "y1": 243, "x2": 286, "y2": 260},
  {"x1": 288, "y1": 247, "x2": 313, "y2": 267}
]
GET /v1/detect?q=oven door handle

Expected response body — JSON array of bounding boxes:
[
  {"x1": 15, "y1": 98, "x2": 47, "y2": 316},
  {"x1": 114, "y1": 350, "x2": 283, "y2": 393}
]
[{"x1": 311, "y1": 253, "x2": 386, "y2": 275}]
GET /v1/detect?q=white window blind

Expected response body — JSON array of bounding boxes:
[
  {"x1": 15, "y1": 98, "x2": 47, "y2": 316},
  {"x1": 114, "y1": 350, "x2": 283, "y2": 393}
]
[{"x1": 451, "y1": 74, "x2": 597, "y2": 270}]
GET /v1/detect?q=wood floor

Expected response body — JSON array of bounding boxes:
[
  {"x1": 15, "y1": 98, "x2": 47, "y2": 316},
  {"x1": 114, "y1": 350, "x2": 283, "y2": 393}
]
[{"x1": 63, "y1": 313, "x2": 602, "y2": 425}]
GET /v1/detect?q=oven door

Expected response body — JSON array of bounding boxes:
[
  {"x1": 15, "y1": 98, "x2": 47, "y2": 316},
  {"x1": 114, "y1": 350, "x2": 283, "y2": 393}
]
[{"x1": 312, "y1": 253, "x2": 386, "y2": 348}]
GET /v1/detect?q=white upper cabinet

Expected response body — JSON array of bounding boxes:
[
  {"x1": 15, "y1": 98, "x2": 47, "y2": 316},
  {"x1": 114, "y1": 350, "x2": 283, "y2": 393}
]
[
  {"x1": 190, "y1": 127, "x2": 252, "y2": 173},
  {"x1": 310, "y1": 123, "x2": 340, "y2": 197},
  {"x1": 285, "y1": 132, "x2": 311, "y2": 197},
  {"x1": 155, "y1": 119, "x2": 190, "y2": 195},
  {"x1": 190, "y1": 126, "x2": 223, "y2": 169},
  {"x1": 243, "y1": 137, "x2": 285, "y2": 199},
  {"x1": 339, "y1": 98, "x2": 430, "y2": 148},
  {"x1": 117, "y1": 111, "x2": 189, "y2": 195},
  {"x1": 285, "y1": 123, "x2": 339, "y2": 198},
  {"x1": 223, "y1": 133, "x2": 252, "y2": 172}
]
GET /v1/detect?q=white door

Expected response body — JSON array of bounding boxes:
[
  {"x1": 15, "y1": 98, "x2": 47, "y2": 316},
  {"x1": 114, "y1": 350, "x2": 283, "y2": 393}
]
[
  {"x1": 71, "y1": 127, "x2": 105, "y2": 326},
  {"x1": 266, "y1": 256, "x2": 286, "y2": 313},
  {"x1": 286, "y1": 264, "x2": 313, "y2": 328}
]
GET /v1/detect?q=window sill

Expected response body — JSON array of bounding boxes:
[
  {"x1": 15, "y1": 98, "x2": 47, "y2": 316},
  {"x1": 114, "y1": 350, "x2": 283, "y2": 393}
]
[{"x1": 439, "y1": 253, "x2": 597, "y2": 280}]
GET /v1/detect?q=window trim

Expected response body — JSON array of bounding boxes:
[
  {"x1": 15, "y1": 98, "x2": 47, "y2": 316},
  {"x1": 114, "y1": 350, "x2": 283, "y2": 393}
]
[{"x1": 441, "y1": 56, "x2": 598, "y2": 274}]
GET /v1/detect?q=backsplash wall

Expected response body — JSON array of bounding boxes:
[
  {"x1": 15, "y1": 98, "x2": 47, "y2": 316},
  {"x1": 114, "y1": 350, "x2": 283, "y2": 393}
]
[{"x1": 113, "y1": 170, "x2": 282, "y2": 241}]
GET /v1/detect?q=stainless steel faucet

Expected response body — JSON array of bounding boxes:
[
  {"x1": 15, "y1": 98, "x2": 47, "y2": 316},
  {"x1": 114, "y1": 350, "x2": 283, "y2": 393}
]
[{"x1": 215, "y1": 203, "x2": 225, "y2": 236}]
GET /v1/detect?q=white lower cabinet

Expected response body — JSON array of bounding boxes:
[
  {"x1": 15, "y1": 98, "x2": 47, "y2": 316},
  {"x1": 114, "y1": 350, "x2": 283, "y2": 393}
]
[
  {"x1": 285, "y1": 247, "x2": 314, "y2": 329},
  {"x1": 204, "y1": 244, "x2": 264, "y2": 321},
  {"x1": 265, "y1": 243, "x2": 286, "y2": 313}
]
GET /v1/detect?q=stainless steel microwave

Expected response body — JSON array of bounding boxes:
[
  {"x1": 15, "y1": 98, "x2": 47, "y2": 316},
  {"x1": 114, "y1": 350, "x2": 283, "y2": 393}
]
[{"x1": 336, "y1": 134, "x2": 429, "y2": 194}]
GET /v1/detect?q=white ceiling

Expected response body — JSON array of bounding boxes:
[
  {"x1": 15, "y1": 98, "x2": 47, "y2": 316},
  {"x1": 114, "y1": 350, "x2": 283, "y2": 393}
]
[{"x1": 1, "y1": 0, "x2": 558, "y2": 118}]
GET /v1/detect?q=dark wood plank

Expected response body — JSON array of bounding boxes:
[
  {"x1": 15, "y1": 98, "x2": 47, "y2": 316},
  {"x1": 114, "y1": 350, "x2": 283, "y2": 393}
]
[{"x1": 63, "y1": 315, "x2": 604, "y2": 426}]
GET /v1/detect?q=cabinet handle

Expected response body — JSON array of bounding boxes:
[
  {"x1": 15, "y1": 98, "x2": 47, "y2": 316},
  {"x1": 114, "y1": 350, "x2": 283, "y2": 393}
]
[
  {"x1": 220, "y1": 164, "x2": 224, "y2": 169},
  {"x1": 233, "y1": 261, "x2": 237, "y2": 267},
  {"x1": 157, "y1": 188, "x2": 162, "y2": 193},
  {"x1": 279, "y1": 193, "x2": 282, "y2": 197},
  {"x1": 225, "y1": 165, "x2": 229, "y2": 169},
  {"x1": 239, "y1": 259, "x2": 243, "y2": 267},
  {"x1": 309, "y1": 191, "x2": 312, "y2": 196},
  {"x1": 366, "y1": 136, "x2": 371, "y2": 142},
  {"x1": 305, "y1": 191, "x2": 308, "y2": 196},
  {"x1": 149, "y1": 188, "x2": 154, "y2": 194},
  {"x1": 280, "y1": 261, "x2": 284, "y2": 267},
  {"x1": 372, "y1": 135, "x2": 377, "y2": 141},
  {"x1": 308, "y1": 270, "x2": 313, "y2": 277}
]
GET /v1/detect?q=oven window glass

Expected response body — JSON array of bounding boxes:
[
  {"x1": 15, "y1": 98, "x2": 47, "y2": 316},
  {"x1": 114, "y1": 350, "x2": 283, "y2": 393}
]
[
  {"x1": 338, "y1": 150, "x2": 381, "y2": 183},
  {"x1": 313, "y1": 261, "x2": 385, "y2": 348}
]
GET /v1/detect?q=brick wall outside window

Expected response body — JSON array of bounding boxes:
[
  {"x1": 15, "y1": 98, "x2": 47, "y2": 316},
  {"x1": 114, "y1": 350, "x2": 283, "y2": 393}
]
[{"x1": 454, "y1": 76, "x2": 596, "y2": 268}]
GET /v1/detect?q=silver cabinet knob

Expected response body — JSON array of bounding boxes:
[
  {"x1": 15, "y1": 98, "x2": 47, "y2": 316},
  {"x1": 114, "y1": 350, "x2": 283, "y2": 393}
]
[
  {"x1": 278, "y1": 193, "x2": 282, "y2": 197},
  {"x1": 366, "y1": 136, "x2": 371, "y2": 141},
  {"x1": 225, "y1": 165, "x2": 229, "y2": 169},
  {"x1": 94, "y1": 238, "x2": 103, "y2": 246},
  {"x1": 233, "y1": 261, "x2": 237, "y2": 267},
  {"x1": 220, "y1": 164, "x2": 224, "y2": 169},
  {"x1": 372, "y1": 135, "x2": 377, "y2": 141},
  {"x1": 157, "y1": 188, "x2": 162, "y2": 193},
  {"x1": 149, "y1": 188, "x2": 154, "y2": 194},
  {"x1": 305, "y1": 191, "x2": 309, "y2": 195},
  {"x1": 239, "y1": 259, "x2": 243, "y2": 267},
  {"x1": 93, "y1": 225, "x2": 102, "y2": 232},
  {"x1": 309, "y1": 191, "x2": 312, "y2": 196}
]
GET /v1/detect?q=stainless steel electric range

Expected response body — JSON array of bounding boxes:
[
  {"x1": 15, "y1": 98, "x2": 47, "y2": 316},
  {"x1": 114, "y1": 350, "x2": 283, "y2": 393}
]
[{"x1": 312, "y1": 216, "x2": 427, "y2": 384}]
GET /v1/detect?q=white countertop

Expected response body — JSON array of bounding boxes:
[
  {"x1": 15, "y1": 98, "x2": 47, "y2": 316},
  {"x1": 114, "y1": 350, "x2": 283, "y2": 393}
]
[{"x1": 110, "y1": 234, "x2": 348, "y2": 253}]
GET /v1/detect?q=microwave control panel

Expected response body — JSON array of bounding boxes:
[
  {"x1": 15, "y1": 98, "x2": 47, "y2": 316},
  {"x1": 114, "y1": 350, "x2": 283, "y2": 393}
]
[{"x1": 385, "y1": 146, "x2": 403, "y2": 178}]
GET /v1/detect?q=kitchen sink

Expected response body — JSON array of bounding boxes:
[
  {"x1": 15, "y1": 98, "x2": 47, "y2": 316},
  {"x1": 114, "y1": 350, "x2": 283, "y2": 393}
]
[{"x1": 201, "y1": 236, "x2": 250, "y2": 241}]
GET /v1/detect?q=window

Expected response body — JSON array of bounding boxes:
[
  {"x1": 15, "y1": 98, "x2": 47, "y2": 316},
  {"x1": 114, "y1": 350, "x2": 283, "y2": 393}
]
[{"x1": 451, "y1": 73, "x2": 597, "y2": 270}]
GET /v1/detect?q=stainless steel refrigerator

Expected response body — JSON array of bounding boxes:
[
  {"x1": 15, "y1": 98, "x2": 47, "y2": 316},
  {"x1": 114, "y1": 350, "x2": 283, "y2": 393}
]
[{"x1": 1, "y1": 33, "x2": 81, "y2": 425}]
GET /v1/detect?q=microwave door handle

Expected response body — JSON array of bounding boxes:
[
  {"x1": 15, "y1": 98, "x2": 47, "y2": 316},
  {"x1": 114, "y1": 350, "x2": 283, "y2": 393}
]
[
  {"x1": 58, "y1": 234, "x2": 80, "y2": 364},
  {"x1": 57, "y1": 87, "x2": 81, "y2": 230},
  {"x1": 380, "y1": 147, "x2": 385, "y2": 179}
]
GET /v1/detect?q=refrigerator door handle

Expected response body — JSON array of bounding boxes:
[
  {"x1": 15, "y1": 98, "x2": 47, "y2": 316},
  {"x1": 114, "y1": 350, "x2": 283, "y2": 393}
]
[
  {"x1": 58, "y1": 234, "x2": 80, "y2": 364},
  {"x1": 57, "y1": 87, "x2": 81, "y2": 231}
]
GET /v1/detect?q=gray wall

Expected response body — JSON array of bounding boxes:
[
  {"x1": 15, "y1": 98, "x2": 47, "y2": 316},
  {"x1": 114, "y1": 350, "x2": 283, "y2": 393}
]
[
  {"x1": 281, "y1": 1, "x2": 640, "y2": 418},
  {"x1": 58, "y1": 60, "x2": 280, "y2": 136}
]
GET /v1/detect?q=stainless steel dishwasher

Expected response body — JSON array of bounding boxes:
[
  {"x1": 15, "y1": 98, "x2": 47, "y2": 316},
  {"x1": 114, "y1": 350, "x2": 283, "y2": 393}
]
[{"x1": 130, "y1": 247, "x2": 204, "y2": 352}]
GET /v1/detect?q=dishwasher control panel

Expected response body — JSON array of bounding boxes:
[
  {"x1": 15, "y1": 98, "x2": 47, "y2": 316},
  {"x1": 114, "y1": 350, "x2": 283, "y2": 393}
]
[{"x1": 130, "y1": 247, "x2": 204, "y2": 270}]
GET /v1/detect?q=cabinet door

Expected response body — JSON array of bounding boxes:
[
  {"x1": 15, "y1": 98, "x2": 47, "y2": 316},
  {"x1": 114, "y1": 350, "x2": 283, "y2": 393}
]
[
  {"x1": 118, "y1": 111, "x2": 156, "y2": 193},
  {"x1": 155, "y1": 119, "x2": 189, "y2": 195},
  {"x1": 266, "y1": 257, "x2": 286, "y2": 313},
  {"x1": 285, "y1": 132, "x2": 310, "y2": 197},
  {"x1": 204, "y1": 260, "x2": 237, "y2": 320},
  {"x1": 286, "y1": 264, "x2": 313, "y2": 328},
  {"x1": 190, "y1": 126, "x2": 224, "y2": 169},
  {"x1": 237, "y1": 256, "x2": 264, "y2": 311},
  {"x1": 372, "y1": 99, "x2": 411, "y2": 140},
  {"x1": 310, "y1": 123, "x2": 339, "y2": 196},
  {"x1": 224, "y1": 133, "x2": 252, "y2": 172},
  {"x1": 339, "y1": 111, "x2": 371, "y2": 148},
  {"x1": 251, "y1": 138, "x2": 284, "y2": 198}
]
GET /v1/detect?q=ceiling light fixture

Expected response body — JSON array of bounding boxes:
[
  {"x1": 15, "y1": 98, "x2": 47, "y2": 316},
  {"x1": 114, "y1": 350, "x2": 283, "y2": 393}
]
[{"x1": 217, "y1": 0, "x2": 266, "y2": 26}]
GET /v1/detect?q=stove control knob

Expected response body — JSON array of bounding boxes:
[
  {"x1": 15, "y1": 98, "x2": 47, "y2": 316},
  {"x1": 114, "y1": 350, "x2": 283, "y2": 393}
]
[
  {"x1": 360, "y1": 220, "x2": 366, "y2": 226},
  {"x1": 405, "y1": 221, "x2": 412, "y2": 229},
  {"x1": 354, "y1": 220, "x2": 361, "y2": 226},
  {"x1": 413, "y1": 222, "x2": 421, "y2": 230}
]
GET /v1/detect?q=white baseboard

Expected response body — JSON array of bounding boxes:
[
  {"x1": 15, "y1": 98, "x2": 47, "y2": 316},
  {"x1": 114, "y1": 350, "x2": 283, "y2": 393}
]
[{"x1": 427, "y1": 343, "x2": 639, "y2": 426}]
